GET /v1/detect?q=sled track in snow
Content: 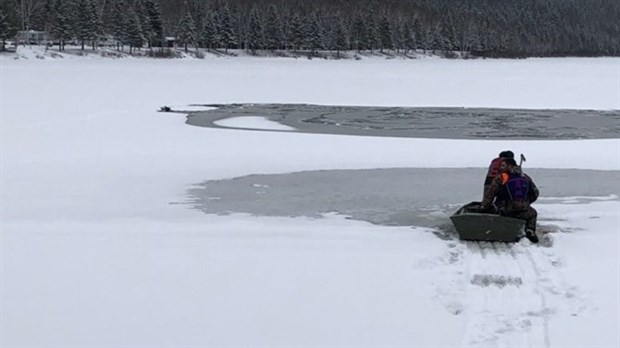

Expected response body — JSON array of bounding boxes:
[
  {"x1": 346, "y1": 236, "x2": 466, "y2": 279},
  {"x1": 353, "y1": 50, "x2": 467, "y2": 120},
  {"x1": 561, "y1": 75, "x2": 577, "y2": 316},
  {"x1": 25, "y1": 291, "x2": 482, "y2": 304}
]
[{"x1": 454, "y1": 240, "x2": 583, "y2": 348}]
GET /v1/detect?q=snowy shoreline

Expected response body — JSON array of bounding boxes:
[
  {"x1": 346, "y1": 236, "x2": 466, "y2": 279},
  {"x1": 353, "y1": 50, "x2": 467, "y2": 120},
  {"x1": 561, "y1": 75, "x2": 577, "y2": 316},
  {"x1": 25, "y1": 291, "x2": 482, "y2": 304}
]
[{"x1": 5, "y1": 45, "x2": 620, "y2": 62}]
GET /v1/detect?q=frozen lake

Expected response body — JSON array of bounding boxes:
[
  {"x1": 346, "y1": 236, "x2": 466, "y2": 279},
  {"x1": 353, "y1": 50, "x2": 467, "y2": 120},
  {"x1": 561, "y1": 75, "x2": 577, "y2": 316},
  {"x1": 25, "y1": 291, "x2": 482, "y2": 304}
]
[{"x1": 2, "y1": 55, "x2": 619, "y2": 347}]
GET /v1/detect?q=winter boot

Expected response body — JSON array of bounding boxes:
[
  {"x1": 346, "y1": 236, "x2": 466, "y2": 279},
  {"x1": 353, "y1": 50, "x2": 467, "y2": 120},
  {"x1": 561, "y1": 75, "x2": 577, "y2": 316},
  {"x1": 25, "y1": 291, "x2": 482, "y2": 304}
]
[{"x1": 525, "y1": 229, "x2": 539, "y2": 244}]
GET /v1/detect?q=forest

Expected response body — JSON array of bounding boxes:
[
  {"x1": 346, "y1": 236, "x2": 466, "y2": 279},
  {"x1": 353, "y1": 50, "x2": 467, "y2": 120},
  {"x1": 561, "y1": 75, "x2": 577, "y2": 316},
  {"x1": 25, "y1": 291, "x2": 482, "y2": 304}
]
[{"x1": 1, "y1": 0, "x2": 619, "y2": 57}]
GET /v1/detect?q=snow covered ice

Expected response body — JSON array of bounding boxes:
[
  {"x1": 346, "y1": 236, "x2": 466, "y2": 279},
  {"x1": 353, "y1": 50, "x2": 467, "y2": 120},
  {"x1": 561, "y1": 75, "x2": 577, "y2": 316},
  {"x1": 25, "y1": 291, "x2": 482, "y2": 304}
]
[{"x1": 1, "y1": 49, "x2": 619, "y2": 347}]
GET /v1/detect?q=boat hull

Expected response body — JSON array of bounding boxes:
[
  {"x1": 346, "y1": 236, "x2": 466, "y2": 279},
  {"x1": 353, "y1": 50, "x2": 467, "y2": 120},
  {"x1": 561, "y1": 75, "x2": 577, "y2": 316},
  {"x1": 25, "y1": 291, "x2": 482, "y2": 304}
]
[{"x1": 450, "y1": 202, "x2": 525, "y2": 242}]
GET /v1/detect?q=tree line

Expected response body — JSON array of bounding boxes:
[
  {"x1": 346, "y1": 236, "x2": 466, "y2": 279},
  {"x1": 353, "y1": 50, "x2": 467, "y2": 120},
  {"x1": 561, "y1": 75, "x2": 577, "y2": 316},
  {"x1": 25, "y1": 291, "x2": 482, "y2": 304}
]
[{"x1": 1, "y1": 0, "x2": 619, "y2": 57}]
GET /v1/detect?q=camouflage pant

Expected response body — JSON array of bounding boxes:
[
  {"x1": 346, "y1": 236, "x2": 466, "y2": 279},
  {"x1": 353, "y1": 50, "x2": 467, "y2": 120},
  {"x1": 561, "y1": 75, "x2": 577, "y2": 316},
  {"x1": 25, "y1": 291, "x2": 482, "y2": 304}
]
[{"x1": 502, "y1": 207, "x2": 537, "y2": 232}]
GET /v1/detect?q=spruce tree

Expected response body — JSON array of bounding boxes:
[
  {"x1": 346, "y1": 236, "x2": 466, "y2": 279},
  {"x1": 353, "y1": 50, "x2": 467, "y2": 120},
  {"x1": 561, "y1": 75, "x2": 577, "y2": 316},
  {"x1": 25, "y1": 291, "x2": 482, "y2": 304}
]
[
  {"x1": 49, "y1": 0, "x2": 73, "y2": 51},
  {"x1": 134, "y1": 0, "x2": 152, "y2": 48},
  {"x1": 332, "y1": 17, "x2": 348, "y2": 57},
  {"x1": 378, "y1": 16, "x2": 393, "y2": 52},
  {"x1": 126, "y1": 7, "x2": 144, "y2": 54},
  {"x1": 305, "y1": 14, "x2": 323, "y2": 55},
  {"x1": 201, "y1": 11, "x2": 217, "y2": 49},
  {"x1": 366, "y1": 18, "x2": 380, "y2": 52},
  {"x1": 403, "y1": 23, "x2": 416, "y2": 54},
  {"x1": 218, "y1": 5, "x2": 237, "y2": 52},
  {"x1": 90, "y1": 0, "x2": 103, "y2": 49},
  {"x1": 0, "y1": 9, "x2": 10, "y2": 51},
  {"x1": 107, "y1": 0, "x2": 127, "y2": 51},
  {"x1": 280, "y1": 10, "x2": 291, "y2": 50},
  {"x1": 288, "y1": 13, "x2": 304, "y2": 52},
  {"x1": 74, "y1": 0, "x2": 99, "y2": 50},
  {"x1": 246, "y1": 6, "x2": 262, "y2": 54},
  {"x1": 177, "y1": 5, "x2": 196, "y2": 53},
  {"x1": 352, "y1": 14, "x2": 367, "y2": 52},
  {"x1": 440, "y1": 13, "x2": 457, "y2": 52},
  {"x1": 144, "y1": 0, "x2": 163, "y2": 49},
  {"x1": 392, "y1": 21, "x2": 404, "y2": 53},
  {"x1": 263, "y1": 4, "x2": 281, "y2": 50}
]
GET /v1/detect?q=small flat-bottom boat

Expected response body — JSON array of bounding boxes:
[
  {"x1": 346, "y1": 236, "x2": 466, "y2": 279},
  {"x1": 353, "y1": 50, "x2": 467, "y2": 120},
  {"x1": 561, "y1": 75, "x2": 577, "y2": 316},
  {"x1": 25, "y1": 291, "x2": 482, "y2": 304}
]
[{"x1": 450, "y1": 201, "x2": 525, "y2": 242}]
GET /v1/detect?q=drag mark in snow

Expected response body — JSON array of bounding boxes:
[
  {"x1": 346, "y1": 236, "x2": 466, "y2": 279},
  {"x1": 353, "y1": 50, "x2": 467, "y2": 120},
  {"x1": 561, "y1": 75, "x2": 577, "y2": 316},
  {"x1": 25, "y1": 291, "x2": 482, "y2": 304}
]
[
  {"x1": 522, "y1": 248, "x2": 552, "y2": 348},
  {"x1": 453, "y1": 240, "x2": 582, "y2": 348},
  {"x1": 470, "y1": 274, "x2": 523, "y2": 288},
  {"x1": 420, "y1": 221, "x2": 591, "y2": 347}
]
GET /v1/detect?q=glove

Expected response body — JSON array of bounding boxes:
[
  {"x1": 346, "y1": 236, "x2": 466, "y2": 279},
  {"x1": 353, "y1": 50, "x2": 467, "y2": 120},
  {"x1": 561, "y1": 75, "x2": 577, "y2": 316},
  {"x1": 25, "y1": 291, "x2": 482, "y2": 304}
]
[{"x1": 478, "y1": 205, "x2": 492, "y2": 213}]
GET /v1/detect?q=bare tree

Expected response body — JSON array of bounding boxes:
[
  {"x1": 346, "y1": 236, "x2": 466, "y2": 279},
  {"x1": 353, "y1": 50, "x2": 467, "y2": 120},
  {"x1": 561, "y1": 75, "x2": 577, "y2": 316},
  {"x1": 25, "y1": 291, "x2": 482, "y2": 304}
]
[{"x1": 14, "y1": 0, "x2": 42, "y2": 30}]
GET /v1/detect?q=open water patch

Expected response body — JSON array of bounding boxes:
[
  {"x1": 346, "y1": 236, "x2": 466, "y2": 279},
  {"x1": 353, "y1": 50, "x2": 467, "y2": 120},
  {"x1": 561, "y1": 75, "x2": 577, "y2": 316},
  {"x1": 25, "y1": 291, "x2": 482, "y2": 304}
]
[
  {"x1": 186, "y1": 168, "x2": 620, "y2": 230},
  {"x1": 185, "y1": 104, "x2": 620, "y2": 140}
]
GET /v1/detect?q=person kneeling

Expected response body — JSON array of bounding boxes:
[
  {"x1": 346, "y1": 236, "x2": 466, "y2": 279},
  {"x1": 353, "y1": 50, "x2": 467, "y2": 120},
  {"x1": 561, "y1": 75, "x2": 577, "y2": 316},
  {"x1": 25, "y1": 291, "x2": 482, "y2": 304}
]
[{"x1": 480, "y1": 158, "x2": 540, "y2": 243}]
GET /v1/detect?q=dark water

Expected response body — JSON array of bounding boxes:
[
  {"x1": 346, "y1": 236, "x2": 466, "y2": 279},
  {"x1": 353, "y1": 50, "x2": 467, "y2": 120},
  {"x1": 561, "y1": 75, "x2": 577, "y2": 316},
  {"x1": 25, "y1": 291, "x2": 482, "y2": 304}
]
[
  {"x1": 184, "y1": 104, "x2": 620, "y2": 140},
  {"x1": 181, "y1": 104, "x2": 619, "y2": 234},
  {"x1": 187, "y1": 168, "x2": 620, "y2": 230}
]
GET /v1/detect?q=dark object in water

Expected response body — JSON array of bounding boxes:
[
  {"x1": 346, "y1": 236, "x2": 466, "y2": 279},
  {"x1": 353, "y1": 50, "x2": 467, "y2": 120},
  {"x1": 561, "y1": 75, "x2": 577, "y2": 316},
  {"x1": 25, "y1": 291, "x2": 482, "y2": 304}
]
[
  {"x1": 450, "y1": 202, "x2": 525, "y2": 242},
  {"x1": 159, "y1": 105, "x2": 172, "y2": 112}
]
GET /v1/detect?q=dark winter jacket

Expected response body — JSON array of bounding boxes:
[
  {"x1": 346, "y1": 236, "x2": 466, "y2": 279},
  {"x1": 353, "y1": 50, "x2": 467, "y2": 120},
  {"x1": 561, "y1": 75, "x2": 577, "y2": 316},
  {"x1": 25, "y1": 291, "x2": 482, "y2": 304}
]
[
  {"x1": 484, "y1": 156, "x2": 509, "y2": 186},
  {"x1": 481, "y1": 165, "x2": 539, "y2": 214}
]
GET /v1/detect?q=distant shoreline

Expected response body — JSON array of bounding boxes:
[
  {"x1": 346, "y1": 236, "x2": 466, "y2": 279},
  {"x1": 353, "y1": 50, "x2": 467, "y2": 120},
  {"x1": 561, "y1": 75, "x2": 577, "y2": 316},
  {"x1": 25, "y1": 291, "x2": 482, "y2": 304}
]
[{"x1": 5, "y1": 46, "x2": 620, "y2": 61}]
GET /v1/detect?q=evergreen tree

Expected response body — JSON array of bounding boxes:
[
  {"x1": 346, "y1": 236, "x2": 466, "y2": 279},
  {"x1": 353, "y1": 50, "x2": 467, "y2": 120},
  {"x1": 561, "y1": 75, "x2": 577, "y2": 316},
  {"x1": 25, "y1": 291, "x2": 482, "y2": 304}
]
[
  {"x1": 218, "y1": 5, "x2": 236, "y2": 52},
  {"x1": 378, "y1": 16, "x2": 392, "y2": 52},
  {"x1": 14, "y1": 0, "x2": 44, "y2": 31},
  {"x1": 331, "y1": 17, "x2": 348, "y2": 57},
  {"x1": 49, "y1": 0, "x2": 73, "y2": 51},
  {"x1": 288, "y1": 12, "x2": 304, "y2": 51},
  {"x1": 440, "y1": 13, "x2": 457, "y2": 52},
  {"x1": 107, "y1": 0, "x2": 127, "y2": 51},
  {"x1": 231, "y1": 3, "x2": 244, "y2": 50},
  {"x1": 143, "y1": 0, "x2": 163, "y2": 48},
  {"x1": 352, "y1": 14, "x2": 367, "y2": 51},
  {"x1": 90, "y1": 0, "x2": 103, "y2": 49},
  {"x1": 246, "y1": 6, "x2": 262, "y2": 53},
  {"x1": 419, "y1": 25, "x2": 436, "y2": 53},
  {"x1": 280, "y1": 10, "x2": 291, "y2": 50},
  {"x1": 17, "y1": 0, "x2": 617, "y2": 58},
  {"x1": 403, "y1": 23, "x2": 416, "y2": 54},
  {"x1": 263, "y1": 4, "x2": 281, "y2": 50},
  {"x1": 0, "y1": 9, "x2": 10, "y2": 50},
  {"x1": 201, "y1": 11, "x2": 218, "y2": 49},
  {"x1": 411, "y1": 18, "x2": 423, "y2": 51},
  {"x1": 392, "y1": 21, "x2": 404, "y2": 53},
  {"x1": 74, "y1": 0, "x2": 100, "y2": 50},
  {"x1": 366, "y1": 18, "x2": 380, "y2": 52},
  {"x1": 304, "y1": 14, "x2": 323, "y2": 55},
  {"x1": 40, "y1": 0, "x2": 55, "y2": 33},
  {"x1": 126, "y1": 6, "x2": 144, "y2": 54},
  {"x1": 451, "y1": 7, "x2": 478, "y2": 53},
  {"x1": 177, "y1": 5, "x2": 196, "y2": 53},
  {"x1": 134, "y1": 0, "x2": 152, "y2": 47}
]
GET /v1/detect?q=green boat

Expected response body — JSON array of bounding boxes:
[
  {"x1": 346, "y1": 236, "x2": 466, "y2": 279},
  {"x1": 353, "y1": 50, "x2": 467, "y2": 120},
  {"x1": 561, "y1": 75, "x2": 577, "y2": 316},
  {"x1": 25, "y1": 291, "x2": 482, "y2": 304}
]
[{"x1": 450, "y1": 202, "x2": 525, "y2": 242}]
